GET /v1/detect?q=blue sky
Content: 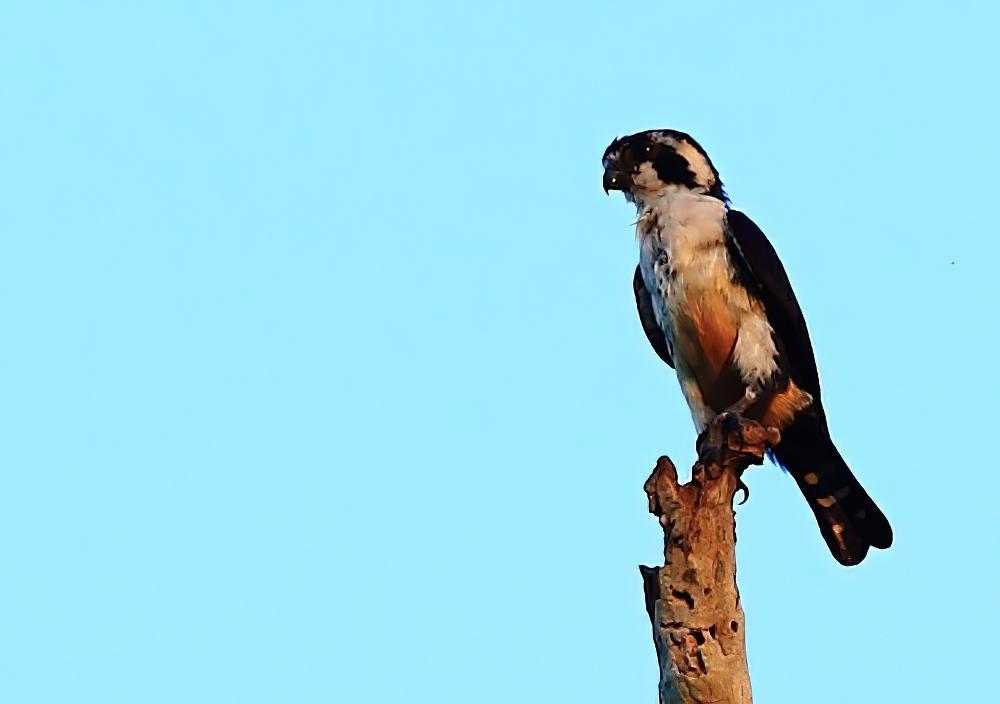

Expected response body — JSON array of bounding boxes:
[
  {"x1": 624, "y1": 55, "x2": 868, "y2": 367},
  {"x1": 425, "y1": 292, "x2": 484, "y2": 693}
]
[{"x1": 1, "y1": 2, "x2": 997, "y2": 702}]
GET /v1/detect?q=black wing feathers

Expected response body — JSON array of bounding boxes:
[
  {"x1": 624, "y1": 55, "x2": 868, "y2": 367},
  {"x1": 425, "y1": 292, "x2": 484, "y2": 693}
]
[
  {"x1": 725, "y1": 210, "x2": 821, "y2": 403},
  {"x1": 725, "y1": 209, "x2": 892, "y2": 564},
  {"x1": 633, "y1": 266, "x2": 673, "y2": 368}
]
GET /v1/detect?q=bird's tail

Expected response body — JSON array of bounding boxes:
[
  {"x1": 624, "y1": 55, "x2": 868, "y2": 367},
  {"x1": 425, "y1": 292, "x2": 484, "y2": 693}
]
[{"x1": 773, "y1": 416, "x2": 892, "y2": 566}]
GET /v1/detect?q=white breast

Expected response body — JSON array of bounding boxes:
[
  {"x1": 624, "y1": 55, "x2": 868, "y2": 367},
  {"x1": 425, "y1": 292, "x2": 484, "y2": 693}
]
[{"x1": 636, "y1": 189, "x2": 780, "y2": 429}]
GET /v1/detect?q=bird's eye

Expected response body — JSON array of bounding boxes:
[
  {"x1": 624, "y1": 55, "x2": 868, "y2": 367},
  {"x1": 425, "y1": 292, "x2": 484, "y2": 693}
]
[{"x1": 646, "y1": 146, "x2": 652, "y2": 152}]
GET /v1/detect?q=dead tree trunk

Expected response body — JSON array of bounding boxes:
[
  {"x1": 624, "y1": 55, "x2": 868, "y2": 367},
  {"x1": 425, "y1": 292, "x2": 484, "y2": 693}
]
[{"x1": 640, "y1": 415, "x2": 779, "y2": 704}]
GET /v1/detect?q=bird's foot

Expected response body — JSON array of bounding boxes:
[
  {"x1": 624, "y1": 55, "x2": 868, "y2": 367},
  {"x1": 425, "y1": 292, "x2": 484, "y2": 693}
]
[
  {"x1": 695, "y1": 413, "x2": 781, "y2": 497},
  {"x1": 696, "y1": 412, "x2": 741, "y2": 467}
]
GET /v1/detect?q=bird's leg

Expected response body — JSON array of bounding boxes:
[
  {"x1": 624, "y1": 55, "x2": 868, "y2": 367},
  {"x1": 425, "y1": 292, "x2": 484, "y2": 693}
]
[
  {"x1": 694, "y1": 374, "x2": 781, "y2": 459},
  {"x1": 724, "y1": 376, "x2": 772, "y2": 417},
  {"x1": 726, "y1": 392, "x2": 756, "y2": 416},
  {"x1": 699, "y1": 377, "x2": 781, "y2": 500}
]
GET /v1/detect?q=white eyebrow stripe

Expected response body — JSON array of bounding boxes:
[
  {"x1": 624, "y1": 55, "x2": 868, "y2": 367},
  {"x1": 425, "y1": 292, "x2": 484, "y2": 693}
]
[{"x1": 665, "y1": 136, "x2": 716, "y2": 189}]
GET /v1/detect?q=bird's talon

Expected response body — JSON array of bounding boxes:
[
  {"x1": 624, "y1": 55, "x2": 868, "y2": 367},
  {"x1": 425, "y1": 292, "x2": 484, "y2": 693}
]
[{"x1": 736, "y1": 478, "x2": 750, "y2": 505}]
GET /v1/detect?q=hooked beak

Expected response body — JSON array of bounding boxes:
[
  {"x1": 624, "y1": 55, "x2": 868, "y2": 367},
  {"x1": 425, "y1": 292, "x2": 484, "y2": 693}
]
[{"x1": 603, "y1": 165, "x2": 628, "y2": 194}]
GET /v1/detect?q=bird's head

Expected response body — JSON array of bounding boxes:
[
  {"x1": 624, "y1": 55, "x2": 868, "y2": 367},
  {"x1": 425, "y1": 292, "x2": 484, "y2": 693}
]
[{"x1": 602, "y1": 130, "x2": 727, "y2": 206}]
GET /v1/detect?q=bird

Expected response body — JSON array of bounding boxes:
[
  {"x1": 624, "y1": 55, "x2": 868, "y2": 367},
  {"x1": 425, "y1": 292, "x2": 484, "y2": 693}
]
[{"x1": 602, "y1": 129, "x2": 892, "y2": 565}]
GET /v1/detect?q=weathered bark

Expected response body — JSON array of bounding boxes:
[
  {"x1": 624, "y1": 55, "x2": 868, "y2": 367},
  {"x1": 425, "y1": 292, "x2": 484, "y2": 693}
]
[{"x1": 640, "y1": 415, "x2": 779, "y2": 704}]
